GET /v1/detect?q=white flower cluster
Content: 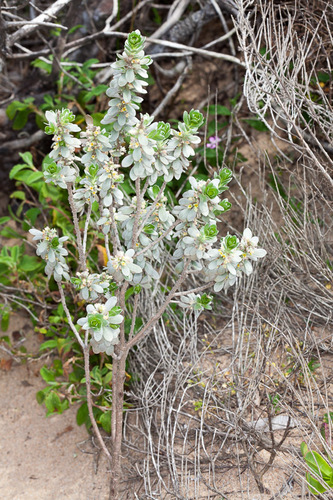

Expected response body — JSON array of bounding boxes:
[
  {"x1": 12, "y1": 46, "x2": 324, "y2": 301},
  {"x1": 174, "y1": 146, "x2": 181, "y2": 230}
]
[
  {"x1": 29, "y1": 227, "x2": 70, "y2": 282},
  {"x1": 77, "y1": 297, "x2": 123, "y2": 355}
]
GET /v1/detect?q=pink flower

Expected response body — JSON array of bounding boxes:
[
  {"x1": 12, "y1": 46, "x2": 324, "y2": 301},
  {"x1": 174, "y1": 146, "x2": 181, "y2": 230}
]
[{"x1": 206, "y1": 136, "x2": 222, "y2": 149}]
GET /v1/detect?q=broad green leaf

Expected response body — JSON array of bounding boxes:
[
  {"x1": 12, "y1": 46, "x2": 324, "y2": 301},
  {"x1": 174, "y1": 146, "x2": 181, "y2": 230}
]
[
  {"x1": 99, "y1": 411, "x2": 111, "y2": 434},
  {"x1": 76, "y1": 402, "x2": 89, "y2": 426},
  {"x1": 301, "y1": 442, "x2": 309, "y2": 457},
  {"x1": 40, "y1": 366, "x2": 56, "y2": 383},
  {"x1": 306, "y1": 471, "x2": 327, "y2": 495},
  {"x1": 25, "y1": 171, "x2": 44, "y2": 185},
  {"x1": 6, "y1": 100, "x2": 30, "y2": 119},
  {"x1": 36, "y1": 390, "x2": 46, "y2": 405},
  {"x1": 45, "y1": 391, "x2": 61, "y2": 413},
  {"x1": 9, "y1": 163, "x2": 34, "y2": 179},
  {"x1": 13, "y1": 109, "x2": 30, "y2": 130},
  {"x1": 103, "y1": 371, "x2": 112, "y2": 385},
  {"x1": 10, "y1": 191, "x2": 26, "y2": 201},
  {"x1": 206, "y1": 105, "x2": 231, "y2": 116},
  {"x1": 0, "y1": 217, "x2": 11, "y2": 225},
  {"x1": 305, "y1": 451, "x2": 333, "y2": 479},
  {"x1": 39, "y1": 340, "x2": 58, "y2": 352},
  {"x1": 19, "y1": 152, "x2": 34, "y2": 167},
  {"x1": 243, "y1": 119, "x2": 269, "y2": 132},
  {"x1": 19, "y1": 255, "x2": 42, "y2": 272},
  {"x1": 23, "y1": 207, "x2": 41, "y2": 227},
  {"x1": 1, "y1": 311, "x2": 10, "y2": 331}
]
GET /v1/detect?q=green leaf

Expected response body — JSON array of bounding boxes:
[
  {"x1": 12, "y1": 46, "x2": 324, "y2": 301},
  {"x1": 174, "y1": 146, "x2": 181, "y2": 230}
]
[
  {"x1": 206, "y1": 105, "x2": 231, "y2": 116},
  {"x1": 45, "y1": 391, "x2": 61, "y2": 413},
  {"x1": 243, "y1": 119, "x2": 269, "y2": 132},
  {"x1": 40, "y1": 366, "x2": 56, "y2": 383},
  {"x1": 76, "y1": 402, "x2": 89, "y2": 426},
  {"x1": 13, "y1": 109, "x2": 30, "y2": 130},
  {"x1": 25, "y1": 171, "x2": 44, "y2": 185},
  {"x1": 0, "y1": 217, "x2": 10, "y2": 225},
  {"x1": 19, "y1": 255, "x2": 42, "y2": 272},
  {"x1": 36, "y1": 390, "x2": 46, "y2": 405},
  {"x1": 83, "y1": 85, "x2": 108, "y2": 102},
  {"x1": 31, "y1": 58, "x2": 52, "y2": 74},
  {"x1": 68, "y1": 24, "x2": 83, "y2": 35},
  {"x1": 19, "y1": 152, "x2": 34, "y2": 167},
  {"x1": 103, "y1": 371, "x2": 112, "y2": 385},
  {"x1": 301, "y1": 442, "x2": 309, "y2": 457},
  {"x1": 99, "y1": 411, "x2": 111, "y2": 434},
  {"x1": 39, "y1": 340, "x2": 58, "y2": 352},
  {"x1": 9, "y1": 163, "x2": 34, "y2": 179},
  {"x1": 306, "y1": 471, "x2": 327, "y2": 495},
  {"x1": 1, "y1": 311, "x2": 10, "y2": 331},
  {"x1": 23, "y1": 207, "x2": 41, "y2": 227},
  {"x1": 10, "y1": 191, "x2": 26, "y2": 201},
  {"x1": 305, "y1": 451, "x2": 333, "y2": 479},
  {"x1": 125, "y1": 287, "x2": 135, "y2": 301}
]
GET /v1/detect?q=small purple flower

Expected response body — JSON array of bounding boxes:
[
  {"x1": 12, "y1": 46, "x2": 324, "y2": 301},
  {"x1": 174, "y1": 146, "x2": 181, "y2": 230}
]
[{"x1": 206, "y1": 136, "x2": 222, "y2": 149}]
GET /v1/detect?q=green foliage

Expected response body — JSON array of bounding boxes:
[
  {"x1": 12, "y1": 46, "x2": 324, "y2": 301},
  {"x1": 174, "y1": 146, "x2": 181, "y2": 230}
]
[{"x1": 301, "y1": 442, "x2": 333, "y2": 495}]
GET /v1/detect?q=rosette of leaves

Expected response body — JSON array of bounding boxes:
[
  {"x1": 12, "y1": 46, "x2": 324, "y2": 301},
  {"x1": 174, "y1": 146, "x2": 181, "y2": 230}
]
[
  {"x1": 101, "y1": 30, "x2": 152, "y2": 142},
  {"x1": 238, "y1": 228, "x2": 267, "y2": 275},
  {"x1": 45, "y1": 109, "x2": 81, "y2": 160},
  {"x1": 43, "y1": 158, "x2": 78, "y2": 188},
  {"x1": 77, "y1": 297, "x2": 123, "y2": 355},
  {"x1": 206, "y1": 230, "x2": 266, "y2": 292},
  {"x1": 179, "y1": 293, "x2": 213, "y2": 313},
  {"x1": 176, "y1": 223, "x2": 218, "y2": 260},
  {"x1": 71, "y1": 271, "x2": 113, "y2": 301}
]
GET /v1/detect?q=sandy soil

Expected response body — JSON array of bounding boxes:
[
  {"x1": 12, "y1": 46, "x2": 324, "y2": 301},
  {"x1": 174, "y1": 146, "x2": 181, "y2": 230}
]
[{"x1": 0, "y1": 314, "x2": 110, "y2": 500}]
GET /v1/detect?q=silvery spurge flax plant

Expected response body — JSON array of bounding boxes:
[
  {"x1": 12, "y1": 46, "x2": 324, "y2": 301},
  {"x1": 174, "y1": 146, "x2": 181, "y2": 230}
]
[
  {"x1": 30, "y1": 29, "x2": 266, "y2": 354},
  {"x1": 29, "y1": 30, "x2": 266, "y2": 494}
]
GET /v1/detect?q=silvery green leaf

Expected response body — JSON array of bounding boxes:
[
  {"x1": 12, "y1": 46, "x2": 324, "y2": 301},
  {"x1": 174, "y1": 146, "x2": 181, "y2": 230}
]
[
  {"x1": 103, "y1": 194, "x2": 113, "y2": 207},
  {"x1": 128, "y1": 263, "x2": 142, "y2": 274},
  {"x1": 93, "y1": 329, "x2": 103, "y2": 342},
  {"x1": 145, "y1": 262, "x2": 159, "y2": 279},
  {"x1": 122, "y1": 155, "x2": 133, "y2": 168},
  {"x1": 126, "y1": 69, "x2": 135, "y2": 82},
  {"x1": 173, "y1": 248, "x2": 183, "y2": 259},
  {"x1": 118, "y1": 113, "x2": 126, "y2": 126},
  {"x1": 139, "y1": 233, "x2": 150, "y2": 246},
  {"x1": 158, "y1": 206, "x2": 168, "y2": 222},
  {"x1": 118, "y1": 75, "x2": 127, "y2": 87},
  {"x1": 123, "y1": 88, "x2": 132, "y2": 103},
  {"x1": 48, "y1": 248, "x2": 55, "y2": 263},
  {"x1": 133, "y1": 148, "x2": 142, "y2": 161}
]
